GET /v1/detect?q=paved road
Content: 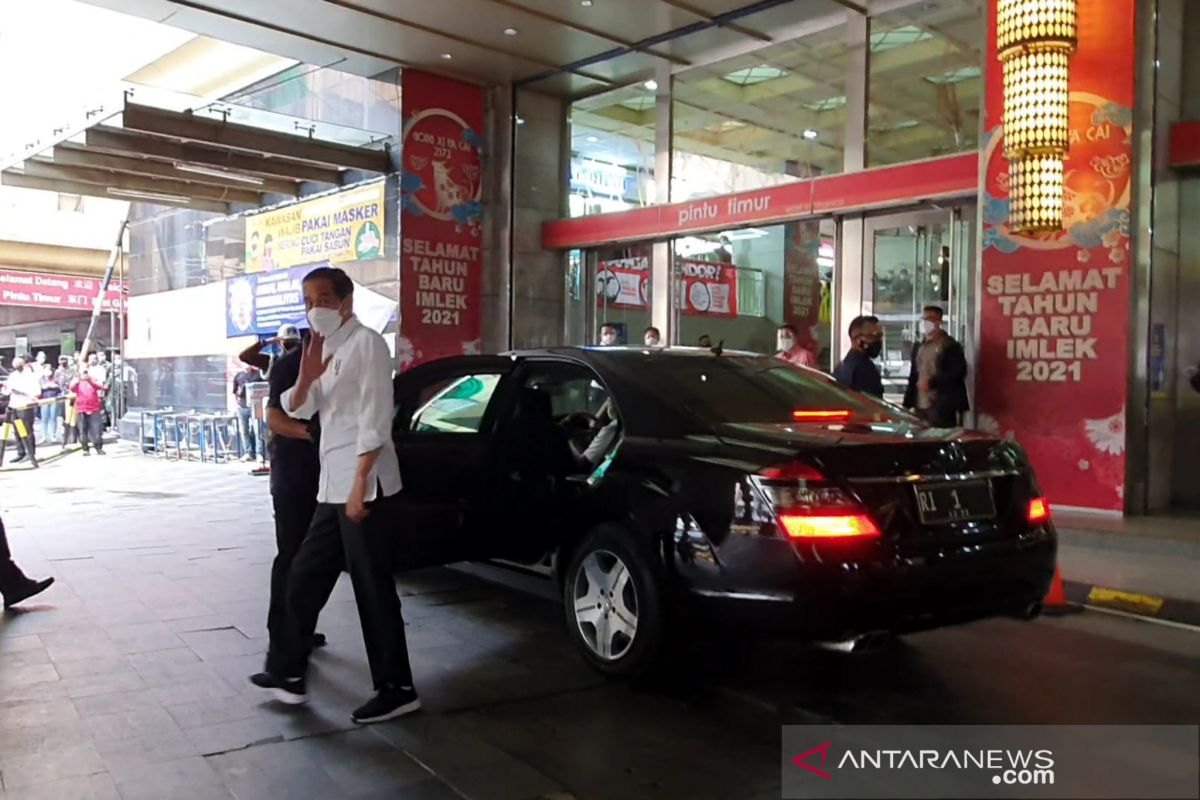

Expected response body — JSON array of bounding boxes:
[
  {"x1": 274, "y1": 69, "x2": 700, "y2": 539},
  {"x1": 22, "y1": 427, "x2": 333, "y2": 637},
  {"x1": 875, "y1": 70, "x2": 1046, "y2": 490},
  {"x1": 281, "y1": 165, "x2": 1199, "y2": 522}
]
[{"x1": 1, "y1": 448, "x2": 1198, "y2": 799}]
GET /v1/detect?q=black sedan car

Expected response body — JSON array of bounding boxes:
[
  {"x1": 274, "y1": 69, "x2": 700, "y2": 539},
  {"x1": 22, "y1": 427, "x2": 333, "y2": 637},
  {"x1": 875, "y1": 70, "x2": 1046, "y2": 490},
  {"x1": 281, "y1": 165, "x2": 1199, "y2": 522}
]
[{"x1": 391, "y1": 347, "x2": 1056, "y2": 678}]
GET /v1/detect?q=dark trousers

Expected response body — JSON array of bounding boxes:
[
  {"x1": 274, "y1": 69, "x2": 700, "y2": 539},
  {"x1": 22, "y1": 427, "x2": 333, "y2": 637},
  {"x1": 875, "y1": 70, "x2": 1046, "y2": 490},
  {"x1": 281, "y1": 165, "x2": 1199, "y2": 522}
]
[
  {"x1": 0, "y1": 516, "x2": 31, "y2": 596},
  {"x1": 13, "y1": 407, "x2": 36, "y2": 460},
  {"x1": 78, "y1": 412, "x2": 104, "y2": 452},
  {"x1": 266, "y1": 490, "x2": 320, "y2": 663},
  {"x1": 269, "y1": 495, "x2": 413, "y2": 690}
]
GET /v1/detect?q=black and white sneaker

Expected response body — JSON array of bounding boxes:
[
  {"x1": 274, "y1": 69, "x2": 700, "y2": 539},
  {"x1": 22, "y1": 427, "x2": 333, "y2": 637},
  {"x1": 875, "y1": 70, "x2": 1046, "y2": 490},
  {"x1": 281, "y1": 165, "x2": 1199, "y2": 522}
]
[
  {"x1": 351, "y1": 684, "x2": 420, "y2": 724},
  {"x1": 249, "y1": 672, "x2": 308, "y2": 705}
]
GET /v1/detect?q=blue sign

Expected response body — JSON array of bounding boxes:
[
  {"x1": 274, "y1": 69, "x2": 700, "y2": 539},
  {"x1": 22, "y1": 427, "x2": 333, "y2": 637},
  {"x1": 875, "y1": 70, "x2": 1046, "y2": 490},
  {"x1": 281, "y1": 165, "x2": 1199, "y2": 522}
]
[
  {"x1": 1150, "y1": 323, "x2": 1166, "y2": 394},
  {"x1": 226, "y1": 265, "x2": 315, "y2": 338}
]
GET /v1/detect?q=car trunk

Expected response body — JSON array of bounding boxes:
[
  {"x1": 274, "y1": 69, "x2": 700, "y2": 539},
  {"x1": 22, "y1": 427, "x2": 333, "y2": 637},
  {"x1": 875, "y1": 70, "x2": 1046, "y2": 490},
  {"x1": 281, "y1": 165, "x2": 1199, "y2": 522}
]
[{"x1": 717, "y1": 422, "x2": 1035, "y2": 547}]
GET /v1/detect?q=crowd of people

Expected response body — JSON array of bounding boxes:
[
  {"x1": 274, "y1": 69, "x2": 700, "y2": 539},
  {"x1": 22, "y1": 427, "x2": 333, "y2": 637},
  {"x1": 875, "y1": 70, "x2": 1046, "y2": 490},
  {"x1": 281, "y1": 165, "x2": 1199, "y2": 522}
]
[{"x1": 0, "y1": 349, "x2": 134, "y2": 466}]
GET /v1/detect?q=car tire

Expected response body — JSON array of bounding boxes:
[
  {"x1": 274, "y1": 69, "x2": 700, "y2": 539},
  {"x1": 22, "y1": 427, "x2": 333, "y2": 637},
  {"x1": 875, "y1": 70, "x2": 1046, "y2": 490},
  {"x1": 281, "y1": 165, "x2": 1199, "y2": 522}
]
[{"x1": 563, "y1": 524, "x2": 665, "y2": 680}]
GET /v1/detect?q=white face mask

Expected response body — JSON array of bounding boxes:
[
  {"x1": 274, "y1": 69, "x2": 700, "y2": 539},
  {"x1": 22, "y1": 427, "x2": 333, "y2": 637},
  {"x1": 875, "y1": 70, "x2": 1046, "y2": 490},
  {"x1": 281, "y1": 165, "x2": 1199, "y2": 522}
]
[
  {"x1": 644, "y1": 336, "x2": 660, "y2": 347},
  {"x1": 777, "y1": 336, "x2": 795, "y2": 352},
  {"x1": 600, "y1": 333, "x2": 617, "y2": 346},
  {"x1": 919, "y1": 319, "x2": 937, "y2": 337},
  {"x1": 308, "y1": 306, "x2": 344, "y2": 337}
]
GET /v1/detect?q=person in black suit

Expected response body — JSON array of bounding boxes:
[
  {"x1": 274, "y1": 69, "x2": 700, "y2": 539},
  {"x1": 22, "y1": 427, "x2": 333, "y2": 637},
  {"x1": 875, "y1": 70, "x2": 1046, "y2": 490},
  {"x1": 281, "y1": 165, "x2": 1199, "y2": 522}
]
[
  {"x1": 1, "y1": 515, "x2": 53, "y2": 609},
  {"x1": 833, "y1": 315, "x2": 884, "y2": 398},
  {"x1": 903, "y1": 305, "x2": 969, "y2": 427}
]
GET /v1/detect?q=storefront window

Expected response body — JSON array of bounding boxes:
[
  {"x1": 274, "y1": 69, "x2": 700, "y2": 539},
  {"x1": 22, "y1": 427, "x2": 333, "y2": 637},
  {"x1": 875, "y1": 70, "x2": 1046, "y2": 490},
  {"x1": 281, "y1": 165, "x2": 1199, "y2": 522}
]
[
  {"x1": 569, "y1": 85, "x2": 657, "y2": 217},
  {"x1": 672, "y1": 220, "x2": 836, "y2": 367},
  {"x1": 867, "y1": 2, "x2": 984, "y2": 166},
  {"x1": 671, "y1": 24, "x2": 848, "y2": 203},
  {"x1": 592, "y1": 244, "x2": 652, "y2": 344}
]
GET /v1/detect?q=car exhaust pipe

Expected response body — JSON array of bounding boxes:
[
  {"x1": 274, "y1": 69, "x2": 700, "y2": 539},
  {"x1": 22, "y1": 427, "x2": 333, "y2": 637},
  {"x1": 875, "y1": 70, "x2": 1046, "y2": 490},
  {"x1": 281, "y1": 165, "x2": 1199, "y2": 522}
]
[{"x1": 816, "y1": 631, "x2": 890, "y2": 654}]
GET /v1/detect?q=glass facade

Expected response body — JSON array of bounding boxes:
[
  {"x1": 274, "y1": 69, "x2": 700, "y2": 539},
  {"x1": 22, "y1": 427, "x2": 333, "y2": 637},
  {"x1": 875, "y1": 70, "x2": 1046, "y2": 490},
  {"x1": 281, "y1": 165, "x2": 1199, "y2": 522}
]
[
  {"x1": 867, "y1": 1, "x2": 985, "y2": 166},
  {"x1": 673, "y1": 220, "x2": 836, "y2": 364},
  {"x1": 568, "y1": 85, "x2": 658, "y2": 217},
  {"x1": 671, "y1": 24, "x2": 849, "y2": 201}
]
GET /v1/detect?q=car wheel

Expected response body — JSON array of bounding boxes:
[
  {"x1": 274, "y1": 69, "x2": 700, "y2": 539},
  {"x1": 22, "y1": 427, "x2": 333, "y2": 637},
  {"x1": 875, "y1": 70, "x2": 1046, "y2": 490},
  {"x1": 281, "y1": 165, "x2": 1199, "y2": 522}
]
[{"x1": 563, "y1": 525, "x2": 664, "y2": 679}]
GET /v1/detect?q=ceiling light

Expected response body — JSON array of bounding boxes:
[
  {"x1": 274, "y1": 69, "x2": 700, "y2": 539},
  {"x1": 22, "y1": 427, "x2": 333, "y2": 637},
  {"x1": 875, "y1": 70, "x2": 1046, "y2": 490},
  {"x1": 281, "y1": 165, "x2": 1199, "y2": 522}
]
[
  {"x1": 586, "y1": 136, "x2": 599, "y2": 143},
  {"x1": 173, "y1": 163, "x2": 264, "y2": 185},
  {"x1": 504, "y1": 28, "x2": 518, "y2": 36},
  {"x1": 644, "y1": 79, "x2": 658, "y2": 91},
  {"x1": 441, "y1": 53, "x2": 453, "y2": 60},
  {"x1": 802, "y1": 129, "x2": 818, "y2": 140},
  {"x1": 106, "y1": 187, "x2": 191, "y2": 204},
  {"x1": 581, "y1": 0, "x2": 593, "y2": 6}
]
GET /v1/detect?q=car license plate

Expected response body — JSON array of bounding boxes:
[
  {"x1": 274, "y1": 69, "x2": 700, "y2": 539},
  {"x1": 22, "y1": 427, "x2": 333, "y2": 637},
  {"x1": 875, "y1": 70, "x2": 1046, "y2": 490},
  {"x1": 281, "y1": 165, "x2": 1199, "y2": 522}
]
[{"x1": 913, "y1": 481, "x2": 995, "y2": 525}]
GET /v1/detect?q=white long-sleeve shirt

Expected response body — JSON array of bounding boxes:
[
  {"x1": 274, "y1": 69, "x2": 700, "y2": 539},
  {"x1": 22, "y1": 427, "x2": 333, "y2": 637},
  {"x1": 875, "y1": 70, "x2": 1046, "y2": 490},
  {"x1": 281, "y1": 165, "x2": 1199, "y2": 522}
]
[{"x1": 281, "y1": 316, "x2": 402, "y2": 504}]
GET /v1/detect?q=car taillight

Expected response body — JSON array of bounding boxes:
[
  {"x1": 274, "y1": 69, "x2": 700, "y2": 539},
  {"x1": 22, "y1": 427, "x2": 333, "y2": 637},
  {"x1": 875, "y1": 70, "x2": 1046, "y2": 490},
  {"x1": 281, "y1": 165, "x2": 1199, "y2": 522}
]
[
  {"x1": 753, "y1": 461, "x2": 881, "y2": 540},
  {"x1": 778, "y1": 512, "x2": 880, "y2": 539},
  {"x1": 792, "y1": 409, "x2": 851, "y2": 422},
  {"x1": 1027, "y1": 497, "x2": 1051, "y2": 524}
]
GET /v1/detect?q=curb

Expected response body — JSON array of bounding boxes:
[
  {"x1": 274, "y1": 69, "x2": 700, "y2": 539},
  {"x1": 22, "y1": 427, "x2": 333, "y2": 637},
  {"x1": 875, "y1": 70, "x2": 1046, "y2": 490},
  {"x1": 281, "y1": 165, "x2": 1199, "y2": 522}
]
[{"x1": 1063, "y1": 579, "x2": 1200, "y2": 629}]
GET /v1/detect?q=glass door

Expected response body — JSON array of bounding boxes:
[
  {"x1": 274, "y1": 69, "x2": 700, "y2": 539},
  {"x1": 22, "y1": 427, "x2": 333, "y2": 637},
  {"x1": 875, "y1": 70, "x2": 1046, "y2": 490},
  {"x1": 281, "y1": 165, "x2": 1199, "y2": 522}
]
[{"x1": 864, "y1": 208, "x2": 974, "y2": 407}]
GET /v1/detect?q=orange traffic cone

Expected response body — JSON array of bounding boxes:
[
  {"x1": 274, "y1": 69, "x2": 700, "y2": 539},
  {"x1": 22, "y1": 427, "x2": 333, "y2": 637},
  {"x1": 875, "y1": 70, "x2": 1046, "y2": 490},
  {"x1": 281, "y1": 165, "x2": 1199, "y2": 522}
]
[{"x1": 1041, "y1": 566, "x2": 1078, "y2": 616}]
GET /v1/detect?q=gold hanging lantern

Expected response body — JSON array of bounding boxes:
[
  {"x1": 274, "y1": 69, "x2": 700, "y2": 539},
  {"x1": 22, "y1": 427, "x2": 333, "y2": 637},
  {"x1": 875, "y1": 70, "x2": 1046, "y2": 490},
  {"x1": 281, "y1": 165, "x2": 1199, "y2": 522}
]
[{"x1": 996, "y1": 0, "x2": 1078, "y2": 233}]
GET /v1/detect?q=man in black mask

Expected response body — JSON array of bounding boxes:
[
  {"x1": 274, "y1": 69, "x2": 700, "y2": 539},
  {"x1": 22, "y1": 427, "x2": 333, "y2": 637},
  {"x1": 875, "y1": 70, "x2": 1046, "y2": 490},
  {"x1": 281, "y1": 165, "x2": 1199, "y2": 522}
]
[
  {"x1": 834, "y1": 315, "x2": 884, "y2": 398},
  {"x1": 241, "y1": 325, "x2": 327, "y2": 655}
]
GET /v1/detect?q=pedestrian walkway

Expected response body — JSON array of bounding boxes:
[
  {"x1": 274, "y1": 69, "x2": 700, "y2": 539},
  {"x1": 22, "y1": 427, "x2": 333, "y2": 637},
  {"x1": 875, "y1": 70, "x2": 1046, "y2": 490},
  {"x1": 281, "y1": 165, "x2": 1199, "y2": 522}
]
[{"x1": 1055, "y1": 511, "x2": 1200, "y2": 625}]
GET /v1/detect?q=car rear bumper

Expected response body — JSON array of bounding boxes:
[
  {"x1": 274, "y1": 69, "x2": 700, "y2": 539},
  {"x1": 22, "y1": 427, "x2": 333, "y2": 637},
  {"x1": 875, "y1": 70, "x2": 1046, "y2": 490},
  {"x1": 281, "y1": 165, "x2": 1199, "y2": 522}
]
[{"x1": 683, "y1": 536, "x2": 1057, "y2": 639}]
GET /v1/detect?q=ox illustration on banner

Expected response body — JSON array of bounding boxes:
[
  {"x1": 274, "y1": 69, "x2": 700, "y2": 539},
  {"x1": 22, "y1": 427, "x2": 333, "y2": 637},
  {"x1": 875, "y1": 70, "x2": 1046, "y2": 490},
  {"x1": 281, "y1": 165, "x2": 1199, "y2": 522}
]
[{"x1": 399, "y1": 70, "x2": 484, "y2": 370}]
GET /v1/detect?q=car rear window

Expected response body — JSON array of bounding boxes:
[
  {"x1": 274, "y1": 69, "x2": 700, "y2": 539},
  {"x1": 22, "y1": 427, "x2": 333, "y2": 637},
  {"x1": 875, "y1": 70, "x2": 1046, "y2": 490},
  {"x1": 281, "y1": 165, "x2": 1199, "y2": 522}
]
[{"x1": 650, "y1": 356, "x2": 900, "y2": 425}]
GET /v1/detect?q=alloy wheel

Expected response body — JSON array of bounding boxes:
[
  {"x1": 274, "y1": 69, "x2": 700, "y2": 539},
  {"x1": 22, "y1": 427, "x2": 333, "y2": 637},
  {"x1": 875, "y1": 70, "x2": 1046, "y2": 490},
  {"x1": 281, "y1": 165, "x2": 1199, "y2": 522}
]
[{"x1": 573, "y1": 548, "x2": 639, "y2": 661}]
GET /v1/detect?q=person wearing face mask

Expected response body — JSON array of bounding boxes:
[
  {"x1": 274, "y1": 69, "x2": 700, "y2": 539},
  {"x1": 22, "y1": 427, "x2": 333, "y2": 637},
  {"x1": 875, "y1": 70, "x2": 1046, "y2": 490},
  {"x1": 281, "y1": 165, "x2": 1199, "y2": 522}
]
[
  {"x1": 241, "y1": 324, "x2": 328, "y2": 668},
  {"x1": 903, "y1": 305, "x2": 969, "y2": 427},
  {"x1": 4, "y1": 357, "x2": 41, "y2": 466},
  {"x1": 252, "y1": 267, "x2": 416, "y2": 725},
  {"x1": 775, "y1": 324, "x2": 817, "y2": 369},
  {"x1": 643, "y1": 326, "x2": 662, "y2": 347},
  {"x1": 833, "y1": 315, "x2": 884, "y2": 398},
  {"x1": 598, "y1": 322, "x2": 619, "y2": 347}
]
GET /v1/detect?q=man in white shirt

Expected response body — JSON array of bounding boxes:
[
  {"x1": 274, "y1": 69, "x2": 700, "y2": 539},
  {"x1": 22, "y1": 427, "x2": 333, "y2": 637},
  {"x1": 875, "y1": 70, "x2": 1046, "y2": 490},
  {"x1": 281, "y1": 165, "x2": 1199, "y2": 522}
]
[
  {"x1": 250, "y1": 267, "x2": 418, "y2": 725},
  {"x1": 4, "y1": 357, "x2": 42, "y2": 466}
]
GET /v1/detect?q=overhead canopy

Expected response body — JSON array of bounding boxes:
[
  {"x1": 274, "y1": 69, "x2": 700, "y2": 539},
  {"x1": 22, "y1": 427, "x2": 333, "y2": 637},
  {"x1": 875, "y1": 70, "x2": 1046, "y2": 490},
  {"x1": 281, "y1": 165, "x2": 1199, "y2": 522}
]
[{"x1": 1, "y1": 97, "x2": 392, "y2": 215}]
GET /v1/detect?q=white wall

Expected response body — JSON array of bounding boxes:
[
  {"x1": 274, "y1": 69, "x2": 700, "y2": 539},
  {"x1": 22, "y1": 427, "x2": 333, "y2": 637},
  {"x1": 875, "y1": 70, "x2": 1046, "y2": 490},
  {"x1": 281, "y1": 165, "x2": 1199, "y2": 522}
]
[{"x1": 125, "y1": 282, "x2": 248, "y2": 359}]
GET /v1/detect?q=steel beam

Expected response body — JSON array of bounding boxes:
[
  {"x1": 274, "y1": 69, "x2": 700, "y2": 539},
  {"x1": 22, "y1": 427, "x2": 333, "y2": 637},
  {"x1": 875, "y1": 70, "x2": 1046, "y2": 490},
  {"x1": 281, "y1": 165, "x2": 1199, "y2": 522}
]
[
  {"x1": 0, "y1": 171, "x2": 230, "y2": 214},
  {"x1": 20, "y1": 160, "x2": 262, "y2": 205},
  {"x1": 85, "y1": 127, "x2": 341, "y2": 185},
  {"x1": 52, "y1": 144, "x2": 300, "y2": 197},
  {"x1": 121, "y1": 103, "x2": 390, "y2": 173}
]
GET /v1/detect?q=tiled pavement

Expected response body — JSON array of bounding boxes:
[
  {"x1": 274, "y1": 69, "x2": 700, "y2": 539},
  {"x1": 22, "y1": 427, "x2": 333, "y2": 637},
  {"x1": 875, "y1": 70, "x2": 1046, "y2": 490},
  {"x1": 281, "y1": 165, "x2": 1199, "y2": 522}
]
[{"x1": 0, "y1": 447, "x2": 780, "y2": 800}]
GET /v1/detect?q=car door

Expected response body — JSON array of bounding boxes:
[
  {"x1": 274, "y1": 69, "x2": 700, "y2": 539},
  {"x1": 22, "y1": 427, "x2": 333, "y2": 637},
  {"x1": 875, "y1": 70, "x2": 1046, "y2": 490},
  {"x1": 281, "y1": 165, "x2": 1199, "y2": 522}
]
[
  {"x1": 487, "y1": 358, "x2": 612, "y2": 564},
  {"x1": 391, "y1": 356, "x2": 516, "y2": 568}
]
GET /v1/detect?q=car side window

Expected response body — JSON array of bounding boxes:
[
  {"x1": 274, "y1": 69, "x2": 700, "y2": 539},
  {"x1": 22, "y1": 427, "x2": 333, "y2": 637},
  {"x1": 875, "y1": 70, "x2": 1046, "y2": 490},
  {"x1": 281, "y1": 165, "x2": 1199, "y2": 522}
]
[
  {"x1": 520, "y1": 364, "x2": 608, "y2": 419},
  {"x1": 411, "y1": 373, "x2": 502, "y2": 434}
]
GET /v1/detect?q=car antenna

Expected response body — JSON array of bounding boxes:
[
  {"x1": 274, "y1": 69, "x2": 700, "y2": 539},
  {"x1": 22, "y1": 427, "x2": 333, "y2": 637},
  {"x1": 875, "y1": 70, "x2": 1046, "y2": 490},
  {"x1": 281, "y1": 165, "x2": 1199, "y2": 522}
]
[{"x1": 711, "y1": 340, "x2": 724, "y2": 356}]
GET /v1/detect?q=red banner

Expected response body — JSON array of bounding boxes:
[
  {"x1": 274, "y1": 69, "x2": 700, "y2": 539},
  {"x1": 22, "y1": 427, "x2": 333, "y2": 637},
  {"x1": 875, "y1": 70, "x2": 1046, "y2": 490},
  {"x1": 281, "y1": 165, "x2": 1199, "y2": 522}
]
[
  {"x1": 399, "y1": 70, "x2": 484, "y2": 370},
  {"x1": 677, "y1": 259, "x2": 738, "y2": 317},
  {"x1": 542, "y1": 153, "x2": 977, "y2": 249},
  {"x1": 597, "y1": 257, "x2": 649, "y2": 309},
  {"x1": 977, "y1": 0, "x2": 1135, "y2": 511},
  {"x1": 0, "y1": 268, "x2": 124, "y2": 313}
]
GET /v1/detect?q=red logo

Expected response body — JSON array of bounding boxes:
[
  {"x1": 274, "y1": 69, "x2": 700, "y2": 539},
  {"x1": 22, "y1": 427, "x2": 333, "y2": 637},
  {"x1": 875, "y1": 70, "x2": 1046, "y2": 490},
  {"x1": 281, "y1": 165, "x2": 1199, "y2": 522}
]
[{"x1": 792, "y1": 741, "x2": 833, "y2": 780}]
